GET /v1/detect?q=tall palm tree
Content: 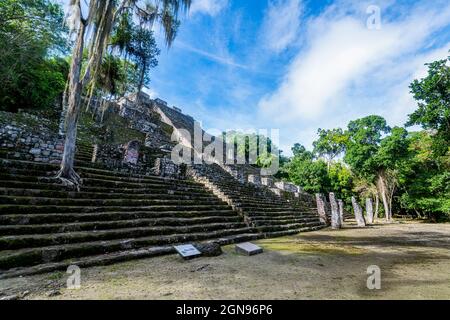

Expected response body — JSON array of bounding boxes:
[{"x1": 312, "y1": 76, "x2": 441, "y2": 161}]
[{"x1": 58, "y1": 0, "x2": 191, "y2": 186}]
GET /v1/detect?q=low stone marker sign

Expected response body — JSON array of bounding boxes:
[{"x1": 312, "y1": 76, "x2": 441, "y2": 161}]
[
  {"x1": 352, "y1": 197, "x2": 366, "y2": 227},
  {"x1": 174, "y1": 244, "x2": 202, "y2": 260},
  {"x1": 235, "y1": 242, "x2": 263, "y2": 256}
]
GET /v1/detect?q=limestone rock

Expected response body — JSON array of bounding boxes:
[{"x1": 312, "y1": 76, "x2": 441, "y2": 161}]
[
  {"x1": 0, "y1": 295, "x2": 19, "y2": 300},
  {"x1": 47, "y1": 290, "x2": 61, "y2": 297}
]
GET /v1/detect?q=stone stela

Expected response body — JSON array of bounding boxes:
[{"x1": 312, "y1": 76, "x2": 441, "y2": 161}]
[
  {"x1": 352, "y1": 196, "x2": 366, "y2": 227},
  {"x1": 329, "y1": 193, "x2": 341, "y2": 229},
  {"x1": 338, "y1": 199, "x2": 345, "y2": 225},
  {"x1": 124, "y1": 140, "x2": 140, "y2": 165},
  {"x1": 235, "y1": 242, "x2": 263, "y2": 256},
  {"x1": 316, "y1": 194, "x2": 330, "y2": 225},
  {"x1": 366, "y1": 198, "x2": 374, "y2": 224},
  {"x1": 174, "y1": 244, "x2": 202, "y2": 260}
]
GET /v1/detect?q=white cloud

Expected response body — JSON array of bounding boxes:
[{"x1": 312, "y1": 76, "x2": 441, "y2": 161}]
[
  {"x1": 258, "y1": 2, "x2": 450, "y2": 124},
  {"x1": 190, "y1": 0, "x2": 228, "y2": 16},
  {"x1": 379, "y1": 45, "x2": 450, "y2": 126},
  {"x1": 175, "y1": 41, "x2": 248, "y2": 69},
  {"x1": 261, "y1": 0, "x2": 303, "y2": 52}
]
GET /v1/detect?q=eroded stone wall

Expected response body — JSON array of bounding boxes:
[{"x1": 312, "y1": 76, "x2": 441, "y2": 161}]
[{"x1": 0, "y1": 124, "x2": 63, "y2": 164}]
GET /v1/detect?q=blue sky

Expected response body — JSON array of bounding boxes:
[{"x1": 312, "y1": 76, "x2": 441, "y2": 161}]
[{"x1": 65, "y1": 0, "x2": 450, "y2": 155}]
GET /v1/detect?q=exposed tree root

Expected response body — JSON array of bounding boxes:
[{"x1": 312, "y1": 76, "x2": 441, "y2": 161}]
[{"x1": 55, "y1": 168, "x2": 82, "y2": 191}]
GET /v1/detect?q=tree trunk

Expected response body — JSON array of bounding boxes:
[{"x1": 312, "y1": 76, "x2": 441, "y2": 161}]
[
  {"x1": 138, "y1": 60, "x2": 146, "y2": 94},
  {"x1": 56, "y1": 21, "x2": 86, "y2": 186},
  {"x1": 58, "y1": 81, "x2": 70, "y2": 136}
]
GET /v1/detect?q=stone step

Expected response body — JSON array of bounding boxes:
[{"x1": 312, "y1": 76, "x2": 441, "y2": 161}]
[
  {"x1": 250, "y1": 214, "x2": 320, "y2": 220},
  {"x1": 76, "y1": 149, "x2": 93, "y2": 155},
  {"x1": 76, "y1": 156, "x2": 93, "y2": 162},
  {"x1": 0, "y1": 181, "x2": 209, "y2": 194},
  {"x1": 0, "y1": 210, "x2": 239, "y2": 225},
  {"x1": 263, "y1": 225, "x2": 324, "y2": 238},
  {"x1": 0, "y1": 204, "x2": 233, "y2": 215},
  {"x1": 0, "y1": 216, "x2": 244, "y2": 235},
  {"x1": 0, "y1": 222, "x2": 249, "y2": 250},
  {"x1": 240, "y1": 206, "x2": 301, "y2": 212},
  {"x1": 0, "y1": 155, "x2": 133, "y2": 173},
  {"x1": 77, "y1": 171, "x2": 182, "y2": 184},
  {"x1": 0, "y1": 165, "x2": 193, "y2": 186},
  {"x1": 256, "y1": 221, "x2": 323, "y2": 233},
  {"x1": 249, "y1": 209, "x2": 318, "y2": 214},
  {"x1": 0, "y1": 227, "x2": 257, "y2": 270},
  {"x1": 228, "y1": 197, "x2": 286, "y2": 205},
  {"x1": 237, "y1": 201, "x2": 294, "y2": 209},
  {"x1": 252, "y1": 217, "x2": 321, "y2": 226},
  {"x1": 0, "y1": 188, "x2": 218, "y2": 201},
  {"x1": 0, "y1": 195, "x2": 227, "y2": 207},
  {"x1": 81, "y1": 177, "x2": 202, "y2": 189},
  {"x1": 79, "y1": 185, "x2": 208, "y2": 194},
  {"x1": 0, "y1": 233, "x2": 263, "y2": 279}
]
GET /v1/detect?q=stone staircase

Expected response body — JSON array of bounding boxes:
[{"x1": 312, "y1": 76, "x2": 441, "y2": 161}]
[
  {"x1": 189, "y1": 164, "x2": 324, "y2": 237},
  {"x1": 75, "y1": 142, "x2": 94, "y2": 162},
  {"x1": 0, "y1": 156, "x2": 267, "y2": 279}
]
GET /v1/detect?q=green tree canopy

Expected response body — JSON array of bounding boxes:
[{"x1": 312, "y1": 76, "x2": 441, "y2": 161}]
[
  {"x1": 0, "y1": 0, "x2": 68, "y2": 112},
  {"x1": 344, "y1": 115, "x2": 391, "y2": 177},
  {"x1": 284, "y1": 144, "x2": 330, "y2": 194},
  {"x1": 313, "y1": 128, "x2": 347, "y2": 168},
  {"x1": 407, "y1": 55, "x2": 450, "y2": 156}
]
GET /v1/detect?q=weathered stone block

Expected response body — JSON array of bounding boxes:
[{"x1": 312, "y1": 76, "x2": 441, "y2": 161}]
[
  {"x1": 195, "y1": 242, "x2": 222, "y2": 257},
  {"x1": 248, "y1": 174, "x2": 261, "y2": 185},
  {"x1": 235, "y1": 242, "x2": 263, "y2": 256},
  {"x1": 174, "y1": 244, "x2": 202, "y2": 260},
  {"x1": 154, "y1": 158, "x2": 181, "y2": 178},
  {"x1": 261, "y1": 177, "x2": 274, "y2": 187},
  {"x1": 275, "y1": 181, "x2": 298, "y2": 193},
  {"x1": 29, "y1": 148, "x2": 41, "y2": 155},
  {"x1": 270, "y1": 188, "x2": 282, "y2": 196}
]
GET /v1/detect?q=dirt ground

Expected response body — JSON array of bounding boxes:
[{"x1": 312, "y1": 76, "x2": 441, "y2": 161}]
[{"x1": 1, "y1": 221, "x2": 449, "y2": 300}]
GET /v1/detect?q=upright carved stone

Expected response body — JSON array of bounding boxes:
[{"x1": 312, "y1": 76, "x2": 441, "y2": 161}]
[
  {"x1": 352, "y1": 197, "x2": 366, "y2": 227},
  {"x1": 316, "y1": 194, "x2": 330, "y2": 225},
  {"x1": 366, "y1": 198, "x2": 374, "y2": 224},
  {"x1": 329, "y1": 193, "x2": 341, "y2": 229},
  {"x1": 338, "y1": 199, "x2": 345, "y2": 225}
]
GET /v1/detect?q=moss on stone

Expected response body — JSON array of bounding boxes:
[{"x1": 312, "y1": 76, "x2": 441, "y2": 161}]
[{"x1": 256, "y1": 237, "x2": 366, "y2": 255}]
